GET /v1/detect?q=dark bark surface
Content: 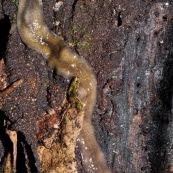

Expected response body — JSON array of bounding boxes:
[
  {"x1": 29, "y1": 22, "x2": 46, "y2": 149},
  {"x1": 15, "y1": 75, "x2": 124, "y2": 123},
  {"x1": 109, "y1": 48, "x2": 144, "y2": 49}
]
[{"x1": 0, "y1": 0, "x2": 173, "y2": 173}]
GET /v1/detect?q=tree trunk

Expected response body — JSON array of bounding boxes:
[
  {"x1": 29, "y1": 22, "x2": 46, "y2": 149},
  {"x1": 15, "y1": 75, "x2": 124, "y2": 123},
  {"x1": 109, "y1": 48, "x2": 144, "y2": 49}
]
[{"x1": 0, "y1": 0, "x2": 173, "y2": 173}]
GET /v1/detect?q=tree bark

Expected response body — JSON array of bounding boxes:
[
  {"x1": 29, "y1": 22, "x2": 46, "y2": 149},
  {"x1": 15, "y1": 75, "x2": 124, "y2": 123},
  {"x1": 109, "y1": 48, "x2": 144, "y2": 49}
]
[{"x1": 0, "y1": 0, "x2": 173, "y2": 173}]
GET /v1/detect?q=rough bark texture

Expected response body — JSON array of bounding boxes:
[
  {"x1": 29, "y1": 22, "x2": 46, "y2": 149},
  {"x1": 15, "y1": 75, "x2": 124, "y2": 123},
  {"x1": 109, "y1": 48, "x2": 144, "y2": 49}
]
[{"x1": 1, "y1": 0, "x2": 173, "y2": 173}]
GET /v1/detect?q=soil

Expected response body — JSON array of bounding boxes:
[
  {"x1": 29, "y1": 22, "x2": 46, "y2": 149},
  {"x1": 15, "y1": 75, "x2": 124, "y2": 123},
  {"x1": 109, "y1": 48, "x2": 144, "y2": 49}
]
[{"x1": 1, "y1": 0, "x2": 173, "y2": 173}]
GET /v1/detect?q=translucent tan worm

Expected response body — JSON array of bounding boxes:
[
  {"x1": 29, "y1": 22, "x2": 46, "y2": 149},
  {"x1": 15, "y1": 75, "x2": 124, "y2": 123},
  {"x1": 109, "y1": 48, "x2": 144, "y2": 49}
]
[{"x1": 17, "y1": 0, "x2": 110, "y2": 172}]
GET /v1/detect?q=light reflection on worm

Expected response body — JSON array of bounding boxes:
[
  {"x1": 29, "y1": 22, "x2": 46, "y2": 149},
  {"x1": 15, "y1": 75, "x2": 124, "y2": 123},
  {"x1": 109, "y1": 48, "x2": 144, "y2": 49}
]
[{"x1": 17, "y1": 0, "x2": 110, "y2": 172}]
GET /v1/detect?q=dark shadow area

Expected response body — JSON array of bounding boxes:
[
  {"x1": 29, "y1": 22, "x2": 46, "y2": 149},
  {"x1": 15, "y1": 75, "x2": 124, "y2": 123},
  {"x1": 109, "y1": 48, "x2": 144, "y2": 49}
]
[
  {"x1": 16, "y1": 132, "x2": 38, "y2": 173},
  {"x1": 0, "y1": 15, "x2": 11, "y2": 58},
  {"x1": 149, "y1": 53, "x2": 173, "y2": 173},
  {"x1": 0, "y1": 111, "x2": 38, "y2": 172},
  {"x1": 117, "y1": 12, "x2": 122, "y2": 27},
  {"x1": 148, "y1": 30, "x2": 173, "y2": 172},
  {"x1": 0, "y1": 110, "x2": 13, "y2": 173}
]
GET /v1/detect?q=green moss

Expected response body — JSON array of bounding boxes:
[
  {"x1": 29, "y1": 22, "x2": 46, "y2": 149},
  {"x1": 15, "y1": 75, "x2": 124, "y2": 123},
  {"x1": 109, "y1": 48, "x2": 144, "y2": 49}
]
[
  {"x1": 70, "y1": 39, "x2": 81, "y2": 47},
  {"x1": 11, "y1": 14, "x2": 17, "y2": 23},
  {"x1": 10, "y1": 0, "x2": 18, "y2": 23},
  {"x1": 11, "y1": 0, "x2": 18, "y2": 6},
  {"x1": 42, "y1": 82, "x2": 47, "y2": 88},
  {"x1": 67, "y1": 77, "x2": 83, "y2": 112},
  {"x1": 70, "y1": 39, "x2": 91, "y2": 49},
  {"x1": 71, "y1": 24, "x2": 82, "y2": 34},
  {"x1": 70, "y1": 24, "x2": 93, "y2": 49}
]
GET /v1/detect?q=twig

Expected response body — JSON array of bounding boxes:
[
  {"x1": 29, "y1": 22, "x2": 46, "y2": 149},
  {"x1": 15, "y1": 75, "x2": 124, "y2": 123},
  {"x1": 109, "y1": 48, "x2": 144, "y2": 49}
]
[
  {"x1": 0, "y1": 79, "x2": 23, "y2": 97},
  {"x1": 6, "y1": 130, "x2": 17, "y2": 173}
]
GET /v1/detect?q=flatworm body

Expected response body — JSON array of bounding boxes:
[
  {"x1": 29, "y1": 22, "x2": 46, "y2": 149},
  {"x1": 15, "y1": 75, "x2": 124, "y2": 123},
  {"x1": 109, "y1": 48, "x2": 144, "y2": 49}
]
[{"x1": 17, "y1": 0, "x2": 110, "y2": 172}]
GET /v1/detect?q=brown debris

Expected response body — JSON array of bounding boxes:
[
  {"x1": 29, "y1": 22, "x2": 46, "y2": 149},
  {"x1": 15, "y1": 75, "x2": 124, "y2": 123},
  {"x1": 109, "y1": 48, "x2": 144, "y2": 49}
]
[
  {"x1": 3, "y1": 153, "x2": 12, "y2": 173},
  {"x1": 37, "y1": 107, "x2": 84, "y2": 173},
  {"x1": 0, "y1": 59, "x2": 8, "y2": 90},
  {"x1": 37, "y1": 77, "x2": 84, "y2": 173},
  {"x1": 6, "y1": 130, "x2": 17, "y2": 173},
  {"x1": 36, "y1": 109, "x2": 60, "y2": 140},
  {"x1": 0, "y1": 79, "x2": 23, "y2": 97}
]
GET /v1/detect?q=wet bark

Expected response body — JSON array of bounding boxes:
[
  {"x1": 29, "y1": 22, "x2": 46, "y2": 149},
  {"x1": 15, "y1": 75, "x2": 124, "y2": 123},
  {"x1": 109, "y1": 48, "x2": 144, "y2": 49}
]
[{"x1": 0, "y1": 0, "x2": 173, "y2": 173}]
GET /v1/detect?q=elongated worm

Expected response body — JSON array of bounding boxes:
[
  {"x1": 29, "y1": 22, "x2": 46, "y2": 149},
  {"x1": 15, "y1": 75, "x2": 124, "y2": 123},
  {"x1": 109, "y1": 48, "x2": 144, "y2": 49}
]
[{"x1": 17, "y1": 0, "x2": 110, "y2": 172}]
